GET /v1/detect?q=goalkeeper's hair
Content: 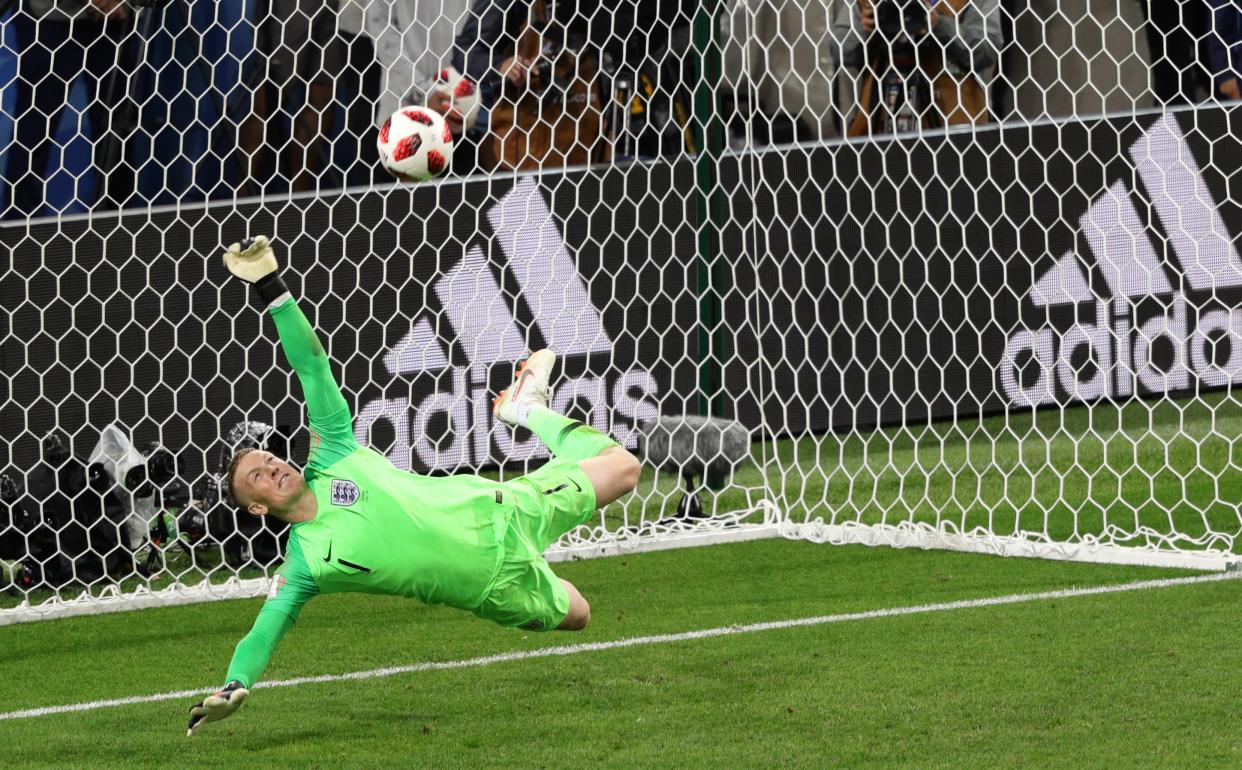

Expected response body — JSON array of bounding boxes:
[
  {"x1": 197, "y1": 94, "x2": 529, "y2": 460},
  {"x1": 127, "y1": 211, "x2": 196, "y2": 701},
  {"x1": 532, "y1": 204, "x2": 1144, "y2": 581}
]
[{"x1": 223, "y1": 447, "x2": 256, "y2": 507}]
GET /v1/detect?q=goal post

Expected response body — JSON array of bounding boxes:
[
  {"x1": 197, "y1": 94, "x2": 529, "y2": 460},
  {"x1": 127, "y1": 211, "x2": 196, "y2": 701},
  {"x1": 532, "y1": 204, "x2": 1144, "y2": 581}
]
[
  {"x1": 2, "y1": 1, "x2": 1242, "y2": 625},
  {"x1": 743, "y1": 106, "x2": 1242, "y2": 575}
]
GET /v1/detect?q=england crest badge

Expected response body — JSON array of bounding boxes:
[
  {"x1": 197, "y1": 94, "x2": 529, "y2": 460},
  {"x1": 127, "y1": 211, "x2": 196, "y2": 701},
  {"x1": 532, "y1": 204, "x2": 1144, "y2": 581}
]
[{"x1": 330, "y1": 479, "x2": 360, "y2": 506}]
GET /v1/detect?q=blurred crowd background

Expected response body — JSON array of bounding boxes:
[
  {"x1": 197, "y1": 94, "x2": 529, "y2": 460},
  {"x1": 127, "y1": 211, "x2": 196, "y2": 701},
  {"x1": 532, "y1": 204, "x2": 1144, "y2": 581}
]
[{"x1": 0, "y1": 0, "x2": 1238, "y2": 218}]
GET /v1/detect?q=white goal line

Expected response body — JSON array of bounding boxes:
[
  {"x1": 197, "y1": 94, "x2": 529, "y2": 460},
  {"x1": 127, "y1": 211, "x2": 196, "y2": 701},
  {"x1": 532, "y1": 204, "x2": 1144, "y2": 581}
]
[{"x1": 3, "y1": 570, "x2": 1238, "y2": 724}]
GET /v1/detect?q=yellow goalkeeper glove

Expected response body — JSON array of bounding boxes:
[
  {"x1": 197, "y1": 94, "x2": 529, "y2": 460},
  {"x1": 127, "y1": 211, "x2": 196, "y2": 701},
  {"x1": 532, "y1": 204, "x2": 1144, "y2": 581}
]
[
  {"x1": 186, "y1": 681, "x2": 249, "y2": 737},
  {"x1": 222, "y1": 236, "x2": 288, "y2": 306}
]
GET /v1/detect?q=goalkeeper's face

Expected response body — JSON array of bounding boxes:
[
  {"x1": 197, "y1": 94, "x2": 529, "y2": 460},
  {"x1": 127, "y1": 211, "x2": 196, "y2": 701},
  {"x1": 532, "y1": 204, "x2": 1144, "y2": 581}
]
[{"x1": 231, "y1": 449, "x2": 306, "y2": 518}]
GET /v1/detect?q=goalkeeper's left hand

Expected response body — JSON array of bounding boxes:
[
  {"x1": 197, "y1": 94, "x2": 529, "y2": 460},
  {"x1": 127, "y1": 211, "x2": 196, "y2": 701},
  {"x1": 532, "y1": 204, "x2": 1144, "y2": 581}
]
[
  {"x1": 186, "y1": 681, "x2": 249, "y2": 737},
  {"x1": 223, "y1": 236, "x2": 279, "y2": 284},
  {"x1": 222, "y1": 235, "x2": 288, "y2": 306}
]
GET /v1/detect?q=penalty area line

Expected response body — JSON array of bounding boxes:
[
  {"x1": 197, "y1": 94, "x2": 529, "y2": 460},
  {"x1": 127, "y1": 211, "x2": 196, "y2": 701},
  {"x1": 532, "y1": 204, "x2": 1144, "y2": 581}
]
[{"x1": 2, "y1": 570, "x2": 1238, "y2": 723}]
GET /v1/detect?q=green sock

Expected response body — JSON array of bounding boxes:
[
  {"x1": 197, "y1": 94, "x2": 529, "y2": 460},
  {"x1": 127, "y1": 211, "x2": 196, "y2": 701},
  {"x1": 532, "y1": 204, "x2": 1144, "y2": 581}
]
[{"x1": 524, "y1": 406, "x2": 619, "y2": 460}]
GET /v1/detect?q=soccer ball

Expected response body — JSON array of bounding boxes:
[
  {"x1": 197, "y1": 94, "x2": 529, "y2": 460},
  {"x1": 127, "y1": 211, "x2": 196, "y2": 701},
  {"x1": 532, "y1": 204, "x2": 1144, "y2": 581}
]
[
  {"x1": 376, "y1": 106, "x2": 454, "y2": 182},
  {"x1": 432, "y1": 67, "x2": 480, "y2": 135}
]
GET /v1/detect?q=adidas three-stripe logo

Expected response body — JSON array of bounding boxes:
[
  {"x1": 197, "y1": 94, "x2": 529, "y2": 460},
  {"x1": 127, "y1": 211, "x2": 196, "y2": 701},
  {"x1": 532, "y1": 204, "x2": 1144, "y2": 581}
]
[
  {"x1": 354, "y1": 179, "x2": 660, "y2": 472},
  {"x1": 1002, "y1": 115, "x2": 1242, "y2": 407},
  {"x1": 382, "y1": 178, "x2": 611, "y2": 376}
]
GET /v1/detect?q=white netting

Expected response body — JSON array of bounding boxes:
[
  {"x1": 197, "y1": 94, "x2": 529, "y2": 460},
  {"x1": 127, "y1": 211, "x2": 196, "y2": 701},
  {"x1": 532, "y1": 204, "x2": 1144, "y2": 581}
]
[{"x1": 1, "y1": 0, "x2": 1241, "y2": 622}]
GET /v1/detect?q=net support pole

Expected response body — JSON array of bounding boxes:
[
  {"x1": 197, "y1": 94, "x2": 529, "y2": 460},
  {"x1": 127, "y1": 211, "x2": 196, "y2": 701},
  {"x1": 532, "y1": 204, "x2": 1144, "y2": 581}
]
[{"x1": 692, "y1": 0, "x2": 726, "y2": 418}]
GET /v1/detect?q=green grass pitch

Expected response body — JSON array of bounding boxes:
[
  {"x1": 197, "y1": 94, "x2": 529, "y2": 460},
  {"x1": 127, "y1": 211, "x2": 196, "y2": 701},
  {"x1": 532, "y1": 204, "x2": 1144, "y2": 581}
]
[
  {"x1": 3, "y1": 395, "x2": 1242, "y2": 767},
  {"x1": 3, "y1": 541, "x2": 1241, "y2": 768}
]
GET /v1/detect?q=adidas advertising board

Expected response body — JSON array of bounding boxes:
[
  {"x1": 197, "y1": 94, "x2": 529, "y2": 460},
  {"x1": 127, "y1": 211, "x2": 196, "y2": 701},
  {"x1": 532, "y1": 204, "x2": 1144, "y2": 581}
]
[
  {"x1": 3, "y1": 107, "x2": 1239, "y2": 474},
  {"x1": 724, "y1": 106, "x2": 1242, "y2": 433},
  {"x1": 3, "y1": 165, "x2": 698, "y2": 474},
  {"x1": 1000, "y1": 115, "x2": 1242, "y2": 406},
  {"x1": 349, "y1": 177, "x2": 666, "y2": 471}
]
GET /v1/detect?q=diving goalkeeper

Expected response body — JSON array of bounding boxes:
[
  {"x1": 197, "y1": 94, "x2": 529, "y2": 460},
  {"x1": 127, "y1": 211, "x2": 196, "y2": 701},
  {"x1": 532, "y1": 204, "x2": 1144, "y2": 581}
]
[{"x1": 186, "y1": 236, "x2": 641, "y2": 736}]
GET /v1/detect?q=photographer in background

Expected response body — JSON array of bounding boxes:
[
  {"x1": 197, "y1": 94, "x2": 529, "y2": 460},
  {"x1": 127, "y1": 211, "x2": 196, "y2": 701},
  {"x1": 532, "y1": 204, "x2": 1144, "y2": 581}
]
[
  {"x1": 831, "y1": 0, "x2": 1002, "y2": 136},
  {"x1": 364, "y1": 0, "x2": 472, "y2": 129},
  {"x1": 451, "y1": 0, "x2": 692, "y2": 170},
  {"x1": 4, "y1": 0, "x2": 134, "y2": 219},
  {"x1": 1144, "y1": 0, "x2": 1210, "y2": 106},
  {"x1": 236, "y1": 0, "x2": 344, "y2": 196},
  {"x1": 1208, "y1": 0, "x2": 1242, "y2": 102},
  {"x1": 451, "y1": 0, "x2": 608, "y2": 170}
]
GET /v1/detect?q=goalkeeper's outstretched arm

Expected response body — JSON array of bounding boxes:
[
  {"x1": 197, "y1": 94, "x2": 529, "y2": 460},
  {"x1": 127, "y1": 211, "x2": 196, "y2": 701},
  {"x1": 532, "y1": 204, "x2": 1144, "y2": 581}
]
[
  {"x1": 188, "y1": 572, "x2": 316, "y2": 736},
  {"x1": 185, "y1": 607, "x2": 292, "y2": 736},
  {"x1": 189, "y1": 238, "x2": 337, "y2": 736},
  {"x1": 223, "y1": 237, "x2": 357, "y2": 453}
]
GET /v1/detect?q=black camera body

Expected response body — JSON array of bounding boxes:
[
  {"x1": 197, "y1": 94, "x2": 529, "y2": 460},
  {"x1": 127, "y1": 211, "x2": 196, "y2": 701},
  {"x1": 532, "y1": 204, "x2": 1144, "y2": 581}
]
[
  {"x1": 864, "y1": 0, "x2": 937, "y2": 134},
  {"x1": 1, "y1": 434, "x2": 131, "y2": 589},
  {"x1": 499, "y1": 39, "x2": 579, "y2": 105},
  {"x1": 875, "y1": 0, "x2": 931, "y2": 43},
  {"x1": 532, "y1": 40, "x2": 558, "y2": 97}
]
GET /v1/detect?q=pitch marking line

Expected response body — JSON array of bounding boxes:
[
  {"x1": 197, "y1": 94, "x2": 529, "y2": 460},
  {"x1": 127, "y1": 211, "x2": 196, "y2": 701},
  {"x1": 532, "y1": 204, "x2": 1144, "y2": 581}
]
[{"x1": 3, "y1": 570, "x2": 1238, "y2": 723}]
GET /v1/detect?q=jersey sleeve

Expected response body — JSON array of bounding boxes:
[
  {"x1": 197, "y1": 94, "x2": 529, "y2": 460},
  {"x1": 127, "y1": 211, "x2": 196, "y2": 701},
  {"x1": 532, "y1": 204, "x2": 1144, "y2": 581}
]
[
  {"x1": 223, "y1": 544, "x2": 319, "y2": 687},
  {"x1": 268, "y1": 295, "x2": 359, "y2": 468}
]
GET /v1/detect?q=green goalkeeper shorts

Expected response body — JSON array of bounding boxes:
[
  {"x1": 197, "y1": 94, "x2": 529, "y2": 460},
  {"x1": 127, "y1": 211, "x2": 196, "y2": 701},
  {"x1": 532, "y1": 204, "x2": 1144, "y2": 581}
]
[{"x1": 472, "y1": 460, "x2": 597, "y2": 631}]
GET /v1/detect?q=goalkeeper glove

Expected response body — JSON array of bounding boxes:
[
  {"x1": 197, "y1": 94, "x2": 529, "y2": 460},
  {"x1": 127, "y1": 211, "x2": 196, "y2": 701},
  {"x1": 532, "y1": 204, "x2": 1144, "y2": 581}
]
[
  {"x1": 223, "y1": 235, "x2": 289, "y2": 306},
  {"x1": 186, "y1": 681, "x2": 249, "y2": 737}
]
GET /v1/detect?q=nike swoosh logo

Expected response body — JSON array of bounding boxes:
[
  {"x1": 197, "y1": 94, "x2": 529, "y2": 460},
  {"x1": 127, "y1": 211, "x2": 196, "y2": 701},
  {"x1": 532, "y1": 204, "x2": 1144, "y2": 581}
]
[
  {"x1": 323, "y1": 542, "x2": 332, "y2": 563},
  {"x1": 543, "y1": 478, "x2": 584, "y2": 495}
]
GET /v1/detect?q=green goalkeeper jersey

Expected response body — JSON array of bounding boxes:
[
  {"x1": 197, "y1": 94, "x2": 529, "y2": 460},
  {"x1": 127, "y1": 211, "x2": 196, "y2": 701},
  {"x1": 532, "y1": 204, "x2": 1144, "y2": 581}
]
[{"x1": 224, "y1": 294, "x2": 510, "y2": 687}]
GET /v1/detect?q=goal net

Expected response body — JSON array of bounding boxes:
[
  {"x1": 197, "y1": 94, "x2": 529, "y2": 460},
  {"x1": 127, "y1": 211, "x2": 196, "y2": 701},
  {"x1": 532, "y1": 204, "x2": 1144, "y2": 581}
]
[{"x1": 1, "y1": 0, "x2": 1239, "y2": 623}]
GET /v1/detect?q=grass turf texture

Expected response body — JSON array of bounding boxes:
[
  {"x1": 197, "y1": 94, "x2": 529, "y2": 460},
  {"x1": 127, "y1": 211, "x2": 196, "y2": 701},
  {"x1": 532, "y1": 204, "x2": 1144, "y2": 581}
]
[{"x1": 2, "y1": 538, "x2": 1240, "y2": 769}]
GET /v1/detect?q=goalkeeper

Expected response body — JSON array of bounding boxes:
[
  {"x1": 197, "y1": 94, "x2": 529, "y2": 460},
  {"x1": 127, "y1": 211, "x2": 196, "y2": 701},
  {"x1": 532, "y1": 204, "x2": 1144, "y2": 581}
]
[{"x1": 187, "y1": 236, "x2": 641, "y2": 736}]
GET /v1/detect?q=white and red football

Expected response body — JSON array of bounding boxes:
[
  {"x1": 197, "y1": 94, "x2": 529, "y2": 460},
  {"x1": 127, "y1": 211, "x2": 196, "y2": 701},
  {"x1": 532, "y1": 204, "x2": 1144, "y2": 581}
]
[
  {"x1": 376, "y1": 106, "x2": 454, "y2": 182},
  {"x1": 432, "y1": 67, "x2": 480, "y2": 135}
]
